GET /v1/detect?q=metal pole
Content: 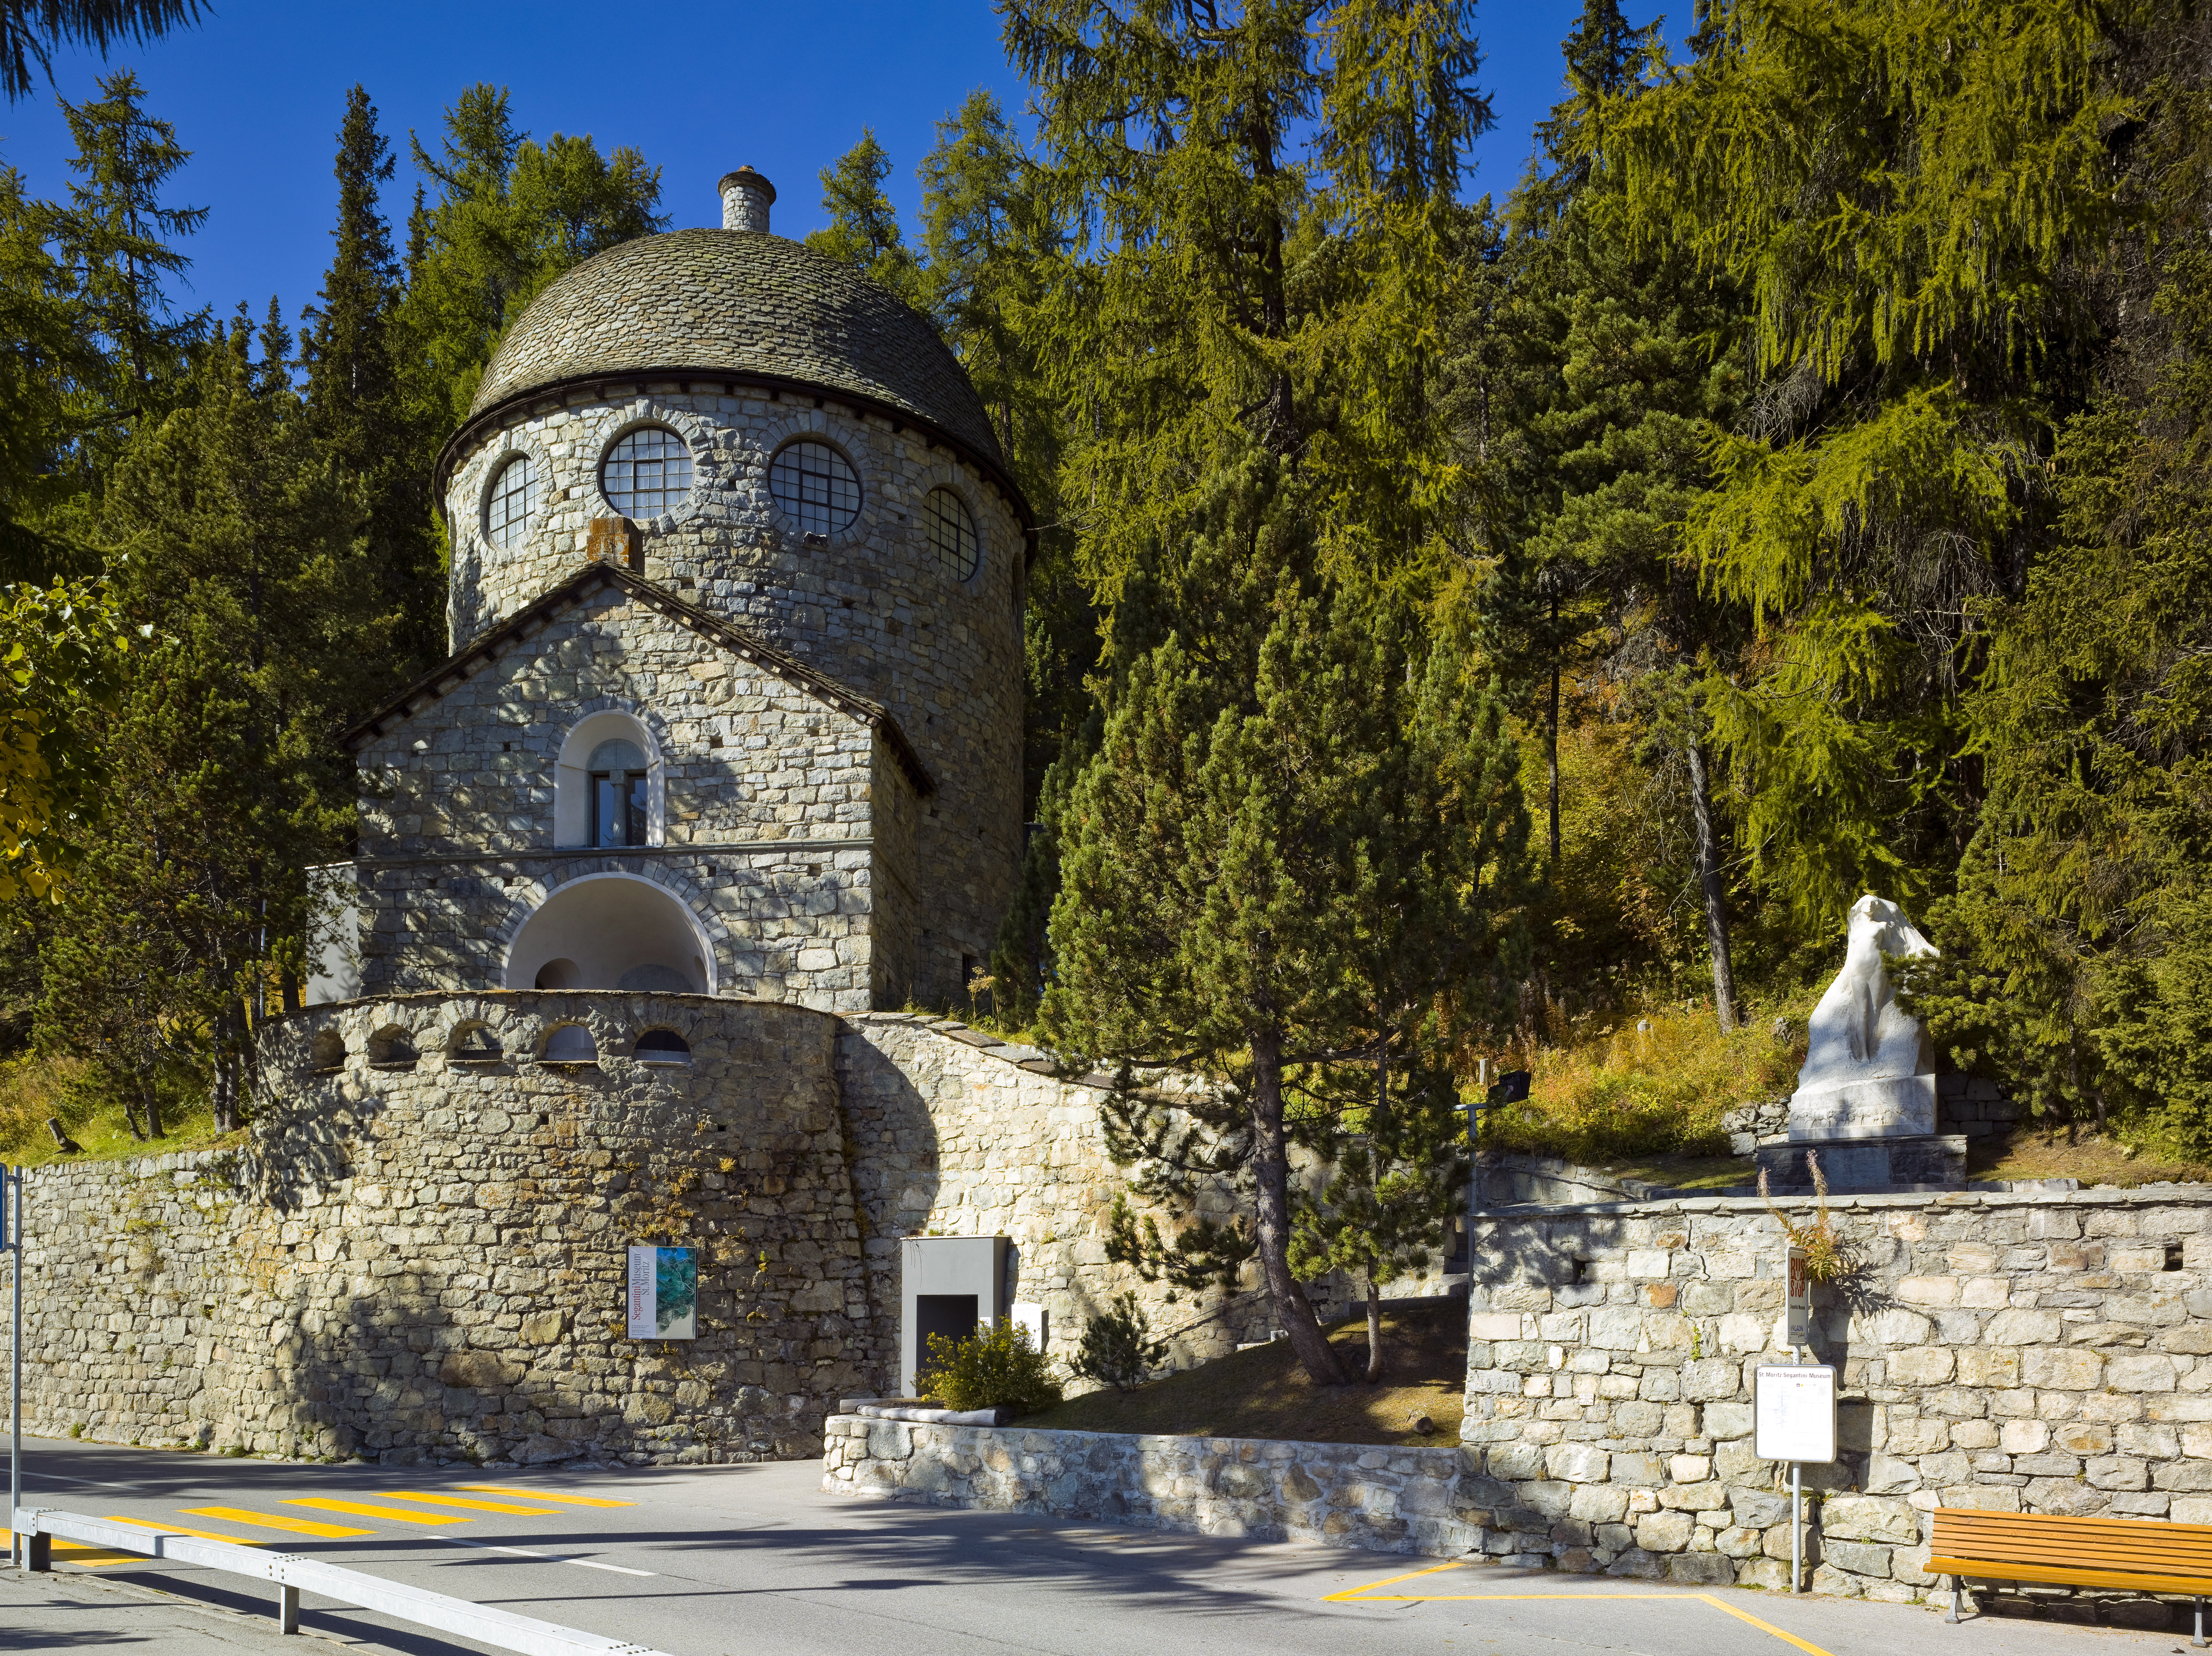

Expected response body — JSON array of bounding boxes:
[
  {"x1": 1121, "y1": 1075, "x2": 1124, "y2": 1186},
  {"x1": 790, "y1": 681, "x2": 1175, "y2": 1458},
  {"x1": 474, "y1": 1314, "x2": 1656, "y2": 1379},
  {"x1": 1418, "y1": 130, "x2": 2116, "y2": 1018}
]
[
  {"x1": 8, "y1": 1164, "x2": 20, "y2": 1569},
  {"x1": 1790, "y1": 1460, "x2": 1802, "y2": 1593}
]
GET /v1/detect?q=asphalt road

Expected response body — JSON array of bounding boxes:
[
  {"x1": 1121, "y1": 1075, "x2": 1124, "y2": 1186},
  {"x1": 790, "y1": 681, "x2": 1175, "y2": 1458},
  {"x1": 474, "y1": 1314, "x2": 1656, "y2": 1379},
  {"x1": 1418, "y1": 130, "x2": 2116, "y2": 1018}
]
[{"x1": 0, "y1": 1435, "x2": 2188, "y2": 1656}]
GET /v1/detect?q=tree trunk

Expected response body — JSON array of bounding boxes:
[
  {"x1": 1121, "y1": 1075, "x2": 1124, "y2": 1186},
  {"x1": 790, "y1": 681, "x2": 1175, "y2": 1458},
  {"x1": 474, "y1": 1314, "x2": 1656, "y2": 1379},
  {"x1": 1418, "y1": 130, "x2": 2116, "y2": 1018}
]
[
  {"x1": 1364, "y1": 1277, "x2": 1386, "y2": 1383},
  {"x1": 1250, "y1": 1030, "x2": 1347, "y2": 1386},
  {"x1": 1547, "y1": 597, "x2": 1562, "y2": 873},
  {"x1": 1685, "y1": 728, "x2": 1740, "y2": 1033}
]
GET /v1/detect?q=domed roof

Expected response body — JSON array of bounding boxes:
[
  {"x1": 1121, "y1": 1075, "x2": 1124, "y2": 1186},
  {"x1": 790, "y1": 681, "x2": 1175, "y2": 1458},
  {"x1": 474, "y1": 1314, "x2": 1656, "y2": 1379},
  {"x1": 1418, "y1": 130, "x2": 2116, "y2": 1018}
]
[{"x1": 468, "y1": 228, "x2": 1005, "y2": 467}]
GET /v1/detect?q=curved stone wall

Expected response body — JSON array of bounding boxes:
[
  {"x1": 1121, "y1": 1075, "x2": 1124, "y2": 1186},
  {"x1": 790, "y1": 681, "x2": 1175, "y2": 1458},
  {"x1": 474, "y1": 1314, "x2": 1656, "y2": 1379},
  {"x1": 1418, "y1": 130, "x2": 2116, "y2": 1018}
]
[
  {"x1": 443, "y1": 386, "x2": 1021, "y2": 1005},
  {"x1": 3, "y1": 993, "x2": 880, "y2": 1465}
]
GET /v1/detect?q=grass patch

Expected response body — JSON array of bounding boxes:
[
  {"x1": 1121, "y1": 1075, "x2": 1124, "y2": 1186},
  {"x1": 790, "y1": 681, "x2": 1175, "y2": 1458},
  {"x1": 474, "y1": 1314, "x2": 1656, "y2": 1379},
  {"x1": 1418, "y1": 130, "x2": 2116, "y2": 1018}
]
[
  {"x1": 1015, "y1": 1300, "x2": 1466, "y2": 1448},
  {"x1": 0, "y1": 1055, "x2": 232, "y2": 1167},
  {"x1": 1972, "y1": 1129, "x2": 2212, "y2": 1189},
  {"x1": 1480, "y1": 996, "x2": 1809, "y2": 1164}
]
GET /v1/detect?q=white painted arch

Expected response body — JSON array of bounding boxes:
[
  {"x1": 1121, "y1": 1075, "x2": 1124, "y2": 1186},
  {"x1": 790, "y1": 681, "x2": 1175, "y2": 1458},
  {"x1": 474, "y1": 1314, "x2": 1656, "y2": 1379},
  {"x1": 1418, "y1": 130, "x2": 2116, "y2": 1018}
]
[{"x1": 503, "y1": 872, "x2": 716, "y2": 993}]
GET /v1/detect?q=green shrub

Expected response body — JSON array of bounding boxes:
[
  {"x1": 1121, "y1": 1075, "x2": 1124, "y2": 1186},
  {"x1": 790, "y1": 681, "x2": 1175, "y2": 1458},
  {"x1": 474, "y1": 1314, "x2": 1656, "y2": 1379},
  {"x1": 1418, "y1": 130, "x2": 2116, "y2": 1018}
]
[
  {"x1": 1068, "y1": 1292, "x2": 1168, "y2": 1392},
  {"x1": 916, "y1": 1320, "x2": 1063, "y2": 1414}
]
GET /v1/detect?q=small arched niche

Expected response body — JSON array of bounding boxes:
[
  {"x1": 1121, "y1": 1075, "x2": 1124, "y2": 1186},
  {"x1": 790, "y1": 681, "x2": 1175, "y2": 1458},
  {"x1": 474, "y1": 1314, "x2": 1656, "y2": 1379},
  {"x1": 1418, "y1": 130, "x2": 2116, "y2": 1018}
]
[
  {"x1": 307, "y1": 1028, "x2": 345, "y2": 1074},
  {"x1": 450, "y1": 1023, "x2": 505, "y2": 1064},
  {"x1": 633, "y1": 1029, "x2": 692, "y2": 1066},
  {"x1": 553, "y1": 711, "x2": 662, "y2": 848},
  {"x1": 367, "y1": 1027, "x2": 419, "y2": 1070},
  {"x1": 542, "y1": 1024, "x2": 598, "y2": 1064},
  {"x1": 504, "y1": 873, "x2": 714, "y2": 994}
]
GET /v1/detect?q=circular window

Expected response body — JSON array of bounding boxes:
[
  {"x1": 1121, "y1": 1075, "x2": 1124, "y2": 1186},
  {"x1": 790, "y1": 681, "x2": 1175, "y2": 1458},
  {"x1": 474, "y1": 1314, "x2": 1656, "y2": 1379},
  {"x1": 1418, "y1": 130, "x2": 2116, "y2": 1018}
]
[
  {"x1": 602, "y1": 426, "x2": 693, "y2": 517},
  {"x1": 769, "y1": 440, "x2": 861, "y2": 537},
  {"x1": 923, "y1": 488, "x2": 980, "y2": 582},
  {"x1": 485, "y1": 454, "x2": 538, "y2": 548}
]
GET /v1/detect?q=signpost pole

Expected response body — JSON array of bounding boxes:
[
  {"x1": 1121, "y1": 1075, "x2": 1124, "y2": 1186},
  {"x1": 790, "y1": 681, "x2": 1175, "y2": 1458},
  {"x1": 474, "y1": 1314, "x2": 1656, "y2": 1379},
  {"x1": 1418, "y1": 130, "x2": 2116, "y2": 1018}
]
[
  {"x1": 1791, "y1": 1460, "x2": 1802, "y2": 1593},
  {"x1": 6, "y1": 1164, "x2": 21, "y2": 1568}
]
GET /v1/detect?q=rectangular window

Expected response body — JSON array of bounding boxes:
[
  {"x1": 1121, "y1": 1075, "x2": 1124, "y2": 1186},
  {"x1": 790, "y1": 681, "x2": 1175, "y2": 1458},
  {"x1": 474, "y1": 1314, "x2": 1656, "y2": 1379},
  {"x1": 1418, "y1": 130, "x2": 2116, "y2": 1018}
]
[{"x1": 591, "y1": 770, "x2": 649, "y2": 847}]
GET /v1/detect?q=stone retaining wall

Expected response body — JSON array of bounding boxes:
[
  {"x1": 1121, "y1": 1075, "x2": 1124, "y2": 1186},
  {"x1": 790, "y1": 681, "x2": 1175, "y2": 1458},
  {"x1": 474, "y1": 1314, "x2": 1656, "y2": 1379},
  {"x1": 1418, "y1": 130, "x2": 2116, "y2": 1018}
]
[
  {"x1": 0, "y1": 993, "x2": 876, "y2": 1466},
  {"x1": 821, "y1": 1414, "x2": 1480, "y2": 1557},
  {"x1": 1462, "y1": 1185, "x2": 2212, "y2": 1616}
]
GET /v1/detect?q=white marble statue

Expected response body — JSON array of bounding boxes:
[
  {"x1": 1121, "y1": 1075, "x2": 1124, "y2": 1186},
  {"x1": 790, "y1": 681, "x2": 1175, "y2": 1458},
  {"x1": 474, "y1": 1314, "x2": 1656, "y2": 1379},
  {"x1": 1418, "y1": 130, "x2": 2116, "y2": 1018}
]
[{"x1": 1788, "y1": 894, "x2": 1939, "y2": 1141}]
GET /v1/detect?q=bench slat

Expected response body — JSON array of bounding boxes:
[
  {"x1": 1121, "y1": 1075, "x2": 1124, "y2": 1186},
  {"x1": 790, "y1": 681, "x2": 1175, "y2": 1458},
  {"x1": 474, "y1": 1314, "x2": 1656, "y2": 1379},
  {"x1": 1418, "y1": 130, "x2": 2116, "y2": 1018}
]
[
  {"x1": 1934, "y1": 1512, "x2": 2212, "y2": 1542},
  {"x1": 1929, "y1": 1556, "x2": 2212, "y2": 1597}
]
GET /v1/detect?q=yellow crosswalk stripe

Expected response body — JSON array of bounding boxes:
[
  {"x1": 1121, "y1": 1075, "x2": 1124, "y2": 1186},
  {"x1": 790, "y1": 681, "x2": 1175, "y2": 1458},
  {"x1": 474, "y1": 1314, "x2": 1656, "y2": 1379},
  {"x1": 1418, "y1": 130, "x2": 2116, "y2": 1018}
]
[
  {"x1": 376, "y1": 1492, "x2": 566, "y2": 1516},
  {"x1": 2, "y1": 1532, "x2": 139, "y2": 1567},
  {"x1": 284, "y1": 1497, "x2": 470, "y2": 1525},
  {"x1": 182, "y1": 1505, "x2": 373, "y2": 1537},
  {"x1": 105, "y1": 1516, "x2": 267, "y2": 1546},
  {"x1": 457, "y1": 1484, "x2": 635, "y2": 1508}
]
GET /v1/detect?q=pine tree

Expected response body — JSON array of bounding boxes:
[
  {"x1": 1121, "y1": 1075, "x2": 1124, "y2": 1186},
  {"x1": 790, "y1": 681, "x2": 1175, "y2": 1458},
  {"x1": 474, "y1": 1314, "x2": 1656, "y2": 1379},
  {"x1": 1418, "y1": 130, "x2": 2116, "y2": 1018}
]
[
  {"x1": 0, "y1": 163, "x2": 101, "y2": 577},
  {"x1": 303, "y1": 85, "x2": 442, "y2": 676},
  {"x1": 1041, "y1": 443, "x2": 1529, "y2": 1385},
  {"x1": 0, "y1": 0, "x2": 205, "y2": 102},
  {"x1": 805, "y1": 129, "x2": 925, "y2": 307},
  {"x1": 398, "y1": 83, "x2": 665, "y2": 427},
  {"x1": 52, "y1": 68, "x2": 207, "y2": 439}
]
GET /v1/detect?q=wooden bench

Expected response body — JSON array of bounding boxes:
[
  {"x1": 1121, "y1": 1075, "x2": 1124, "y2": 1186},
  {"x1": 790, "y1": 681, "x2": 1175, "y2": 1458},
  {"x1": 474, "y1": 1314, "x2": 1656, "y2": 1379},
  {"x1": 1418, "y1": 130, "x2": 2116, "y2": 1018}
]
[{"x1": 1930, "y1": 1507, "x2": 2212, "y2": 1645}]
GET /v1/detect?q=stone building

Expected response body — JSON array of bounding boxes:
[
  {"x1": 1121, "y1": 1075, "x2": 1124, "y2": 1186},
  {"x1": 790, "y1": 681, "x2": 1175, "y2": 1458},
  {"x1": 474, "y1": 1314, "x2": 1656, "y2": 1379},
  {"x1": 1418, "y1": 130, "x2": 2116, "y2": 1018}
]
[{"x1": 324, "y1": 166, "x2": 1026, "y2": 1013}]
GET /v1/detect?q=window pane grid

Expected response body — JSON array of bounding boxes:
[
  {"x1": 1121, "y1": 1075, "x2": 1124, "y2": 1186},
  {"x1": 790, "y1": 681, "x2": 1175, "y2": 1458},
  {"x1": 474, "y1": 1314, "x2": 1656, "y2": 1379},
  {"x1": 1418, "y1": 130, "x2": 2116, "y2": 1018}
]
[
  {"x1": 486, "y1": 455, "x2": 538, "y2": 548},
  {"x1": 923, "y1": 488, "x2": 979, "y2": 582},
  {"x1": 769, "y1": 440, "x2": 861, "y2": 537},
  {"x1": 603, "y1": 427, "x2": 694, "y2": 517}
]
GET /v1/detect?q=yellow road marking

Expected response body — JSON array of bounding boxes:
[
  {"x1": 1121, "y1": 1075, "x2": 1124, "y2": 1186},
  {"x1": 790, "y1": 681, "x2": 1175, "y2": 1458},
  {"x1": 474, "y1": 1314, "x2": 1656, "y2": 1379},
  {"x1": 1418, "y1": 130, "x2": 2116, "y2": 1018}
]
[
  {"x1": 283, "y1": 1497, "x2": 469, "y2": 1525},
  {"x1": 182, "y1": 1506, "x2": 372, "y2": 1537},
  {"x1": 1695, "y1": 1594, "x2": 1835, "y2": 1656},
  {"x1": 1324, "y1": 1560, "x2": 1836, "y2": 1656},
  {"x1": 105, "y1": 1516, "x2": 268, "y2": 1546},
  {"x1": 3, "y1": 1534, "x2": 140, "y2": 1568},
  {"x1": 376, "y1": 1492, "x2": 567, "y2": 1516},
  {"x1": 457, "y1": 1484, "x2": 635, "y2": 1507}
]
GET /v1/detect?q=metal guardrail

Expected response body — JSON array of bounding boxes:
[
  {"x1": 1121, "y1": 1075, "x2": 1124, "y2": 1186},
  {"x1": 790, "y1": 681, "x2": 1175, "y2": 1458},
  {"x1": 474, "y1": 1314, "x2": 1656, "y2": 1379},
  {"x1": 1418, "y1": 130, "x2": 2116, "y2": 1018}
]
[{"x1": 9, "y1": 1506, "x2": 677, "y2": 1655}]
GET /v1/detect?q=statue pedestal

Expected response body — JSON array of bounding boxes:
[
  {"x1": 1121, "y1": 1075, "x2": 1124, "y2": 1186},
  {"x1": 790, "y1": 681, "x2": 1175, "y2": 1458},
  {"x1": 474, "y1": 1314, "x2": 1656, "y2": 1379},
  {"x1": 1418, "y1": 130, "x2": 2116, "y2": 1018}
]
[
  {"x1": 1788, "y1": 1073, "x2": 1937, "y2": 1141},
  {"x1": 1755, "y1": 1134, "x2": 1966, "y2": 1194}
]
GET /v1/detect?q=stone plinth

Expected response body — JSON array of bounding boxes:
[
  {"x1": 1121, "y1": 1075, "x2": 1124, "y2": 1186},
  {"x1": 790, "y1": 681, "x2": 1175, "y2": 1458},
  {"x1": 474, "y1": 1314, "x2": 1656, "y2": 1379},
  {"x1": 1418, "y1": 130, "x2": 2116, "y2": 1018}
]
[
  {"x1": 1754, "y1": 1133, "x2": 1965, "y2": 1192},
  {"x1": 1788, "y1": 1073, "x2": 1937, "y2": 1141}
]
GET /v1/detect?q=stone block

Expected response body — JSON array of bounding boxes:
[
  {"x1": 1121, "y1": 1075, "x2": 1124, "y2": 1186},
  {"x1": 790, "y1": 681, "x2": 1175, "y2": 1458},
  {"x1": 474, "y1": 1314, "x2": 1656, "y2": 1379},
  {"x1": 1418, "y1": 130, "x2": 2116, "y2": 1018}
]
[
  {"x1": 1680, "y1": 1358, "x2": 1741, "y2": 1402},
  {"x1": 1821, "y1": 1496, "x2": 1919, "y2": 1543},
  {"x1": 1547, "y1": 1444, "x2": 1610, "y2": 1484},
  {"x1": 1821, "y1": 1540, "x2": 1892, "y2": 1578},
  {"x1": 1636, "y1": 1511, "x2": 1695, "y2": 1553}
]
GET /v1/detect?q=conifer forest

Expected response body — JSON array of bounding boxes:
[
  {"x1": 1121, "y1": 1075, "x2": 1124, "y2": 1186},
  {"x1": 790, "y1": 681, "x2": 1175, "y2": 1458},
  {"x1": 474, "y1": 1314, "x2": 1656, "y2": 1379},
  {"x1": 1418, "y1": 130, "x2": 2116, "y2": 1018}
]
[{"x1": 0, "y1": 0, "x2": 2207, "y2": 1187}]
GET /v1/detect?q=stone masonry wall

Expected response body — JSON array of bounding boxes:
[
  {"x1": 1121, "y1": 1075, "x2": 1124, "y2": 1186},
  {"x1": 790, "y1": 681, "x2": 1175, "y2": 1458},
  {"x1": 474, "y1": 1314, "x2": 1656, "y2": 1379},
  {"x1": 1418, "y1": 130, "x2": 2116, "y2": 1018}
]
[
  {"x1": 352, "y1": 582, "x2": 917, "y2": 1011},
  {"x1": 445, "y1": 383, "x2": 1022, "y2": 1005},
  {"x1": 821, "y1": 1416, "x2": 1480, "y2": 1557},
  {"x1": 0, "y1": 993, "x2": 881, "y2": 1466},
  {"x1": 1462, "y1": 1186, "x2": 2212, "y2": 1611},
  {"x1": 835, "y1": 1015, "x2": 1308, "y2": 1384}
]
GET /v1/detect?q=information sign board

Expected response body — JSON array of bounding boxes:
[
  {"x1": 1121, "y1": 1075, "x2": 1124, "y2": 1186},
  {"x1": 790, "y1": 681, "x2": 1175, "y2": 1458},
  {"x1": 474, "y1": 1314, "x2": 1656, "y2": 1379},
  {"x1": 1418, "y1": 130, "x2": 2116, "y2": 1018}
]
[
  {"x1": 626, "y1": 1244, "x2": 697, "y2": 1340},
  {"x1": 1754, "y1": 1363, "x2": 1836, "y2": 1463}
]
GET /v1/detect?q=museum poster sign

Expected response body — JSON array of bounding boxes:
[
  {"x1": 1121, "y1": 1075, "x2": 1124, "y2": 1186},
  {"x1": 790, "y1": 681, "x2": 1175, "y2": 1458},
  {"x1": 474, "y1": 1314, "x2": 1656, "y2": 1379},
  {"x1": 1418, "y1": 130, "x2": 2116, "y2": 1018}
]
[{"x1": 627, "y1": 1244, "x2": 698, "y2": 1340}]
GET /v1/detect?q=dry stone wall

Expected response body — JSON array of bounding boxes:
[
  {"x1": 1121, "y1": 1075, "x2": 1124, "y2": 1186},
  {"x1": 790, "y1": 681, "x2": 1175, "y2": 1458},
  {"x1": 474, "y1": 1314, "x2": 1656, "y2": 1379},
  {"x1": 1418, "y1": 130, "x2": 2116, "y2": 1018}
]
[
  {"x1": 0, "y1": 993, "x2": 880, "y2": 1466},
  {"x1": 822, "y1": 1416, "x2": 1479, "y2": 1556},
  {"x1": 1463, "y1": 1186, "x2": 2212, "y2": 1614}
]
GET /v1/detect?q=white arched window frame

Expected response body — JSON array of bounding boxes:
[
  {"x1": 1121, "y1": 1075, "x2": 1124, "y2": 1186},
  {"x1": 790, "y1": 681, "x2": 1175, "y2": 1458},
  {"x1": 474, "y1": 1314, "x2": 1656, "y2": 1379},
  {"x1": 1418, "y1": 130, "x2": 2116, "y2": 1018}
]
[{"x1": 553, "y1": 710, "x2": 665, "y2": 849}]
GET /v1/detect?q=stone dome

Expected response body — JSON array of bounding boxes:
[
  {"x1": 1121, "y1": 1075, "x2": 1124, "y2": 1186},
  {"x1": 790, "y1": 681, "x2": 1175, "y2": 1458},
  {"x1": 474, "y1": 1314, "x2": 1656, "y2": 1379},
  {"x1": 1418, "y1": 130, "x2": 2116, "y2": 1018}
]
[{"x1": 468, "y1": 228, "x2": 1004, "y2": 467}]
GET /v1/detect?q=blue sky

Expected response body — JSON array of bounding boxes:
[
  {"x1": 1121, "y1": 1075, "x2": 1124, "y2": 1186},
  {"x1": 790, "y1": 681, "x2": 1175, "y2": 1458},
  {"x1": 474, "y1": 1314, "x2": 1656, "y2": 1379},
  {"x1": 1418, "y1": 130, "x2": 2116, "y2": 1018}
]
[{"x1": 0, "y1": 1, "x2": 1671, "y2": 327}]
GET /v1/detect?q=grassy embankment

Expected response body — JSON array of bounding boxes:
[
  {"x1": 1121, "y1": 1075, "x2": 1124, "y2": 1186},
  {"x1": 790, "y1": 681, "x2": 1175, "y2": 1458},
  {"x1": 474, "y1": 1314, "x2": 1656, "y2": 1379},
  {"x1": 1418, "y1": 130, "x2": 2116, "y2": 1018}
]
[
  {"x1": 0, "y1": 1056, "x2": 232, "y2": 1168},
  {"x1": 1017, "y1": 1299, "x2": 1467, "y2": 1448}
]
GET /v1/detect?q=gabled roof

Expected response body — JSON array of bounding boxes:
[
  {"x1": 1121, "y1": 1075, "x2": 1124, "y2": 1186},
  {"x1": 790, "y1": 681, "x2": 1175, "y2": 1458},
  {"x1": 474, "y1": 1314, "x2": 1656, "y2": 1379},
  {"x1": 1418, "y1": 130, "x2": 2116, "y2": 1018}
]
[{"x1": 343, "y1": 563, "x2": 936, "y2": 797}]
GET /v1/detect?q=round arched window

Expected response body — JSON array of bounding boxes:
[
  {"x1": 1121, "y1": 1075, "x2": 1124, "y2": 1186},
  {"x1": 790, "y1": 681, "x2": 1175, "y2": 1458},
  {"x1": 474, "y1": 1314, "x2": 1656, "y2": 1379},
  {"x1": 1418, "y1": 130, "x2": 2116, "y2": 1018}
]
[
  {"x1": 923, "y1": 488, "x2": 979, "y2": 582},
  {"x1": 602, "y1": 427, "x2": 693, "y2": 517},
  {"x1": 485, "y1": 454, "x2": 538, "y2": 548},
  {"x1": 769, "y1": 440, "x2": 861, "y2": 537}
]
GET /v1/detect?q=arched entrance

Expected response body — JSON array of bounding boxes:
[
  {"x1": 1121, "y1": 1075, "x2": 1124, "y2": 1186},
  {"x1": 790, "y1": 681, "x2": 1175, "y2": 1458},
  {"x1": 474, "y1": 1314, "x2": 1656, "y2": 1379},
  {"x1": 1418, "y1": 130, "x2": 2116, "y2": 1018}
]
[{"x1": 504, "y1": 873, "x2": 716, "y2": 993}]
